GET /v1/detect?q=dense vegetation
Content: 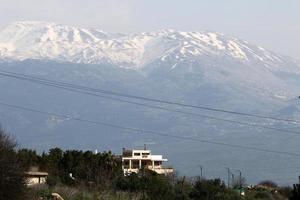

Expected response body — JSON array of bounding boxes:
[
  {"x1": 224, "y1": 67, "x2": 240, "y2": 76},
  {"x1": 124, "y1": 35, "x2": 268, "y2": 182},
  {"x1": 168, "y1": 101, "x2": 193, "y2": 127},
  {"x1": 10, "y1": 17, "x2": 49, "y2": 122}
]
[
  {"x1": 1, "y1": 126, "x2": 300, "y2": 200},
  {"x1": 18, "y1": 147, "x2": 120, "y2": 187},
  {"x1": 14, "y1": 146, "x2": 300, "y2": 200},
  {"x1": 0, "y1": 127, "x2": 26, "y2": 200}
]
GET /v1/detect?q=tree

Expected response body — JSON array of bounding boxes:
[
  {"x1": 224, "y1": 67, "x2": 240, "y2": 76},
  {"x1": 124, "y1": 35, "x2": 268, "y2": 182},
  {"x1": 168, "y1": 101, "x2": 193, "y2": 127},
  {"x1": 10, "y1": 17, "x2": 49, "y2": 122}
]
[
  {"x1": 47, "y1": 147, "x2": 63, "y2": 176},
  {"x1": 0, "y1": 126, "x2": 26, "y2": 200},
  {"x1": 17, "y1": 148, "x2": 39, "y2": 169}
]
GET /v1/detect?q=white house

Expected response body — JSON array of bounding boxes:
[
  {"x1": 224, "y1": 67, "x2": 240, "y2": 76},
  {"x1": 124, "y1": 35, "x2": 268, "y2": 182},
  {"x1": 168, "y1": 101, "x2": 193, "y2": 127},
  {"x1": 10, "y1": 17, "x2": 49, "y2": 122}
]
[
  {"x1": 122, "y1": 148, "x2": 173, "y2": 175},
  {"x1": 25, "y1": 171, "x2": 49, "y2": 186}
]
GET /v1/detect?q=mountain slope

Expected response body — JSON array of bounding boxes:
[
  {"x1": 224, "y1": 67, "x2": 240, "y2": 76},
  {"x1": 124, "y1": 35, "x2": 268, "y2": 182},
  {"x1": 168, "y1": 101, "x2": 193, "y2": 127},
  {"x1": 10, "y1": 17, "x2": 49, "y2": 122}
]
[
  {"x1": 0, "y1": 21, "x2": 300, "y2": 184},
  {"x1": 1, "y1": 21, "x2": 299, "y2": 71}
]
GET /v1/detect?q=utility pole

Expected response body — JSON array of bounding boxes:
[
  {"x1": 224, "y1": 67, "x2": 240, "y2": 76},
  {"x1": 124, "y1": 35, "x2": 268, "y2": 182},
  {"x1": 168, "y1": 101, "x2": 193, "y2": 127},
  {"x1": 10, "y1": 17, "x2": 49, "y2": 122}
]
[
  {"x1": 225, "y1": 167, "x2": 230, "y2": 188},
  {"x1": 199, "y1": 165, "x2": 203, "y2": 181},
  {"x1": 237, "y1": 170, "x2": 242, "y2": 198},
  {"x1": 231, "y1": 173, "x2": 235, "y2": 187}
]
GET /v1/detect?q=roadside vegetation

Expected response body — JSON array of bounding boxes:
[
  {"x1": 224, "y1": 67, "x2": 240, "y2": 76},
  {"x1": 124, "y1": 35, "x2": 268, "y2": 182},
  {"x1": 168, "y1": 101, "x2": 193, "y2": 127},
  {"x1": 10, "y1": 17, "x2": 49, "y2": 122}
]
[{"x1": 1, "y1": 126, "x2": 300, "y2": 200}]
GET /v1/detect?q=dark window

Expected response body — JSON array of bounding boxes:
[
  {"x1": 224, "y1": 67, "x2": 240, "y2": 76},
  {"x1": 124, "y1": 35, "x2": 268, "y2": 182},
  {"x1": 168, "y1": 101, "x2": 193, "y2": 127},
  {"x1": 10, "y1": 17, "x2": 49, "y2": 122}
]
[{"x1": 154, "y1": 161, "x2": 161, "y2": 166}]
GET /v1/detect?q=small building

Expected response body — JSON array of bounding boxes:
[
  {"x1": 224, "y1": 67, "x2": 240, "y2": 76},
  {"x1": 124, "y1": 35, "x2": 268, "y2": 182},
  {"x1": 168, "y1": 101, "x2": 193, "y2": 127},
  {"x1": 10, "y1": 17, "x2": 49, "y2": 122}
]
[
  {"x1": 122, "y1": 148, "x2": 173, "y2": 175},
  {"x1": 25, "y1": 171, "x2": 49, "y2": 186}
]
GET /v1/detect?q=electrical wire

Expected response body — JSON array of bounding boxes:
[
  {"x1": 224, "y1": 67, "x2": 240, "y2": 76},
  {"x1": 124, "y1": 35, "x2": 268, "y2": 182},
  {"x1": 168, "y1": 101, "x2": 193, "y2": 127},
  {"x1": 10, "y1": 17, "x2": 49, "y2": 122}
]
[
  {"x1": 0, "y1": 69, "x2": 299, "y2": 124},
  {"x1": 1, "y1": 101, "x2": 300, "y2": 157}
]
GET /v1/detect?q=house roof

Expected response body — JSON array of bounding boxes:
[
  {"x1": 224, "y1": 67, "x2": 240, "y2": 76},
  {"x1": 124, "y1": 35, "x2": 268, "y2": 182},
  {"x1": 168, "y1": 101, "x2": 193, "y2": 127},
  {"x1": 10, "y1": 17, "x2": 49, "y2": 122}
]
[{"x1": 25, "y1": 171, "x2": 49, "y2": 176}]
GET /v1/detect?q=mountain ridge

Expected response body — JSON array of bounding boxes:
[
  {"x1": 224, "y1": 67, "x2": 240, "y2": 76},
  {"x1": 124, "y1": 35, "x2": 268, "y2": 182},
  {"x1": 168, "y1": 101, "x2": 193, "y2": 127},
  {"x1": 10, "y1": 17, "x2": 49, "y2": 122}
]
[
  {"x1": 1, "y1": 21, "x2": 299, "y2": 72},
  {"x1": 1, "y1": 21, "x2": 300, "y2": 184}
]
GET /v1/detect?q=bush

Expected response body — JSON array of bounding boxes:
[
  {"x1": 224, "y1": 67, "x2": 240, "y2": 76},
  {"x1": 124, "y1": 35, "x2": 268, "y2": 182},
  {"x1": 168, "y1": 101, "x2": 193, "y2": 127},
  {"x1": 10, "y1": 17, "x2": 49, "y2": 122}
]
[
  {"x1": 254, "y1": 191, "x2": 271, "y2": 199},
  {"x1": 145, "y1": 172, "x2": 175, "y2": 200},
  {"x1": 189, "y1": 178, "x2": 239, "y2": 200},
  {"x1": 277, "y1": 186, "x2": 292, "y2": 198},
  {"x1": 115, "y1": 171, "x2": 175, "y2": 200},
  {"x1": 174, "y1": 176, "x2": 193, "y2": 200},
  {"x1": 46, "y1": 176, "x2": 58, "y2": 188},
  {"x1": 115, "y1": 173, "x2": 143, "y2": 192}
]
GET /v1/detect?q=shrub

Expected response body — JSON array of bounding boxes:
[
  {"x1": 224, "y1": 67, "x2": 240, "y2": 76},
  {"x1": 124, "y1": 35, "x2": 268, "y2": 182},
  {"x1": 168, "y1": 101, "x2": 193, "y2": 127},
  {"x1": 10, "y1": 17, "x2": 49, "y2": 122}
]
[
  {"x1": 254, "y1": 191, "x2": 271, "y2": 199},
  {"x1": 46, "y1": 176, "x2": 58, "y2": 188},
  {"x1": 189, "y1": 178, "x2": 239, "y2": 200}
]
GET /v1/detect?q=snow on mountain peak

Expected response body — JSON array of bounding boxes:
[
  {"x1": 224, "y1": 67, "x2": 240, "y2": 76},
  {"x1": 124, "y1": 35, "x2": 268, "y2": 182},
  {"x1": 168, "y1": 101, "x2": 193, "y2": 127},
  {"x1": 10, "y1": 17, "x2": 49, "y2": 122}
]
[{"x1": 0, "y1": 21, "x2": 298, "y2": 71}]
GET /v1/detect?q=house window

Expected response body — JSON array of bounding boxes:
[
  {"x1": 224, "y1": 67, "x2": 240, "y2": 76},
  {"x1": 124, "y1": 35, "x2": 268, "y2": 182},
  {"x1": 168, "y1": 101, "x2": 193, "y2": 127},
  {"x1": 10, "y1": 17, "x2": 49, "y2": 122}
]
[
  {"x1": 154, "y1": 161, "x2": 161, "y2": 166},
  {"x1": 142, "y1": 153, "x2": 149, "y2": 157},
  {"x1": 134, "y1": 153, "x2": 141, "y2": 156}
]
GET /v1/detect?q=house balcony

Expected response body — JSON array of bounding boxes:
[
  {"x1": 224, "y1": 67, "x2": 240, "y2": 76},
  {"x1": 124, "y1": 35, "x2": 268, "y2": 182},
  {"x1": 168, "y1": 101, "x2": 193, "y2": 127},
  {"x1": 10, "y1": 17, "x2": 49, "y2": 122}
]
[
  {"x1": 123, "y1": 166, "x2": 173, "y2": 175},
  {"x1": 147, "y1": 166, "x2": 174, "y2": 174}
]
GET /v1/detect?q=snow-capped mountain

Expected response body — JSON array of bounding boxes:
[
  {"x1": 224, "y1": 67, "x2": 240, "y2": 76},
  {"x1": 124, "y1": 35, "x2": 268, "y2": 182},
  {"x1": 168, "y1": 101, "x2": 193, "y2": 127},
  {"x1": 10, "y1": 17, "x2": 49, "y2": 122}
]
[
  {"x1": 1, "y1": 21, "x2": 299, "y2": 72},
  {"x1": 1, "y1": 21, "x2": 300, "y2": 184}
]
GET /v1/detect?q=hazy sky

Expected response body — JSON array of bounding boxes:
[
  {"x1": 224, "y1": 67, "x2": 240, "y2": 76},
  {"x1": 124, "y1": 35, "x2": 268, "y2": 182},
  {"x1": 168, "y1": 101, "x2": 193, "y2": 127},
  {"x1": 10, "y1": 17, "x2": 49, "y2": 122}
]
[{"x1": 0, "y1": 0, "x2": 299, "y2": 59}]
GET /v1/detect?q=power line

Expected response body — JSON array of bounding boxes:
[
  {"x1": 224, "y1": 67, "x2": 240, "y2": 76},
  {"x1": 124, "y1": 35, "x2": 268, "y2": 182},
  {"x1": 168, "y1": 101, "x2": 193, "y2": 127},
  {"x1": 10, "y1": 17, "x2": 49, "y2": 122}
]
[
  {"x1": 0, "y1": 70, "x2": 300, "y2": 137},
  {"x1": 1, "y1": 101, "x2": 300, "y2": 157},
  {"x1": 0, "y1": 69, "x2": 299, "y2": 124}
]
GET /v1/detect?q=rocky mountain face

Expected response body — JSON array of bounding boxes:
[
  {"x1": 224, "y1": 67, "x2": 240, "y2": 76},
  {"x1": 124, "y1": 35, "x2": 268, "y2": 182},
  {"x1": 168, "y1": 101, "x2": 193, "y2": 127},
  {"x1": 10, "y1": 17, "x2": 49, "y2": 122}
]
[{"x1": 0, "y1": 21, "x2": 300, "y2": 184}]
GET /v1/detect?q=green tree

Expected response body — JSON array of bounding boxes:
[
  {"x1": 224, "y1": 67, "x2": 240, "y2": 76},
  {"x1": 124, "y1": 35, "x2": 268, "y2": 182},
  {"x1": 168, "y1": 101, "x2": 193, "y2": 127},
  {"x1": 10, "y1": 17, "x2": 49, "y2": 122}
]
[
  {"x1": 17, "y1": 148, "x2": 39, "y2": 169},
  {"x1": 47, "y1": 147, "x2": 63, "y2": 176},
  {"x1": 0, "y1": 127, "x2": 26, "y2": 200}
]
